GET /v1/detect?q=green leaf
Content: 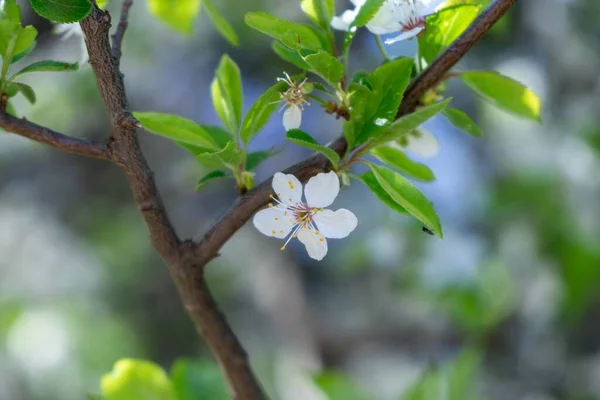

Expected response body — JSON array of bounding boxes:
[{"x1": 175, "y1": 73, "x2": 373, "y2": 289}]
[
  {"x1": 0, "y1": 0, "x2": 20, "y2": 21},
  {"x1": 246, "y1": 149, "x2": 275, "y2": 170},
  {"x1": 203, "y1": 0, "x2": 239, "y2": 46},
  {"x1": 443, "y1": 107, "x2": 482, "y2": 137},
  {"x1": 211, "y1": 55, "x2": 243, "y2": 135},
  {"x1": 5, "y1": 100, "x2": 17, "y2": 117},
  {"x1": 133, "y1": 112, "x2": 219, "y2": 149},
  {"x1": 304, "y1": 51, "x2": 344, "y2": 86},
  {"x1": 13, "y1": 25, "x2": 37, "y2": 57},
  {"x1": 245, "y1": 12, "x2": 323, "y2": 51},
  {"x1": 7, "y1": 82, "x2": 35, "y2": 104},
  {"x1": 196, "y1": 170, "x2": 230, "y2": 190},
  {"x1": 171, "y1": 359, "x2": 229, "y2": 400},
  {"x1": 272, "y1": 42, "x2": 312, "y2": 70},
  {"x1": 30, "y1": 0, "x2": 92, "y2": 23},
  {"x1": 199, "y1": 125, "x2": 234, "y2": 148},
  {"x1": 368, "y1": 163, "x2": 442, "y2": 237},
  {"x1": 240, "y1": 81, "x2": 285, "y2": 144},
  {"x1": 147, "y1": 0, "x2": 202, "y2": 34},
  {"x1": 418, "y1": 5, "x2": 481, "y2": 65},
  {"x1": 301, "y1": 0, "x2": 335, "y2": 29},
  {"x1": 313, "y1": 371, "x2": 370, "y2": 400},
  {"x1": 11, "y1": 40, "x2": 35, "y2": 63},
  {"x1": 97, "y1": 0, "x2": 109, "y2": 9},
  {"x1": 196, "y1": 141, "x2": 243, "y2": 170},
  {"x1": 460, "y1": 71, "x2": 541, "y2": 121},
  {"x1": 352, "y1": 0, "x2": 386, "y2": 27},
  {"x1": 9, "y1": 60, "x2": 78, "y2": 80},
  {"x1": 357, "y1": 171, "x2": 407, "y2": 215},
  {"x1": 100, "y1": 359, "x2": 176, "y2": 400},
  {"x1": 447, "y1": 348, "x2": 481, "y2": 400},
  {"x1": 351, "y1": 57, "x2": 414, "y2": 146},
  {"x1": 372, "y1": 98, "x2": 451, "y2": 147},
  {"x1": 371, "y1": 146, "x2": 435, "y2": 182},
  {"x1": 286, "y1": 129, "x2": 340, "y2": 165}
]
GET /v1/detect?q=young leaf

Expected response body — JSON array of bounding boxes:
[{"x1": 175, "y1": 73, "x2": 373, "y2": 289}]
[
  {"x1": 147, "y1": 0, "x2": 202, "y2": 34},
  {"x1": 246, "y1": 150, "x2": 275, "y2": 171},
  {"x1": 443, "y1": 107, "x2": 482, "y2": 137},
  {"x1": 357, "y1": 171, "x2": 407, "y2": 215},
  {"x1": 272, "y1": 42, "x2": 312, "y2": 70},
  {"x1": 0, "y1": 0, "x2": 20, "y2": 20},
  {"x1": 11, "y1": 40, "x2": 35, "y2": 63},
  {"x1": 240, "y1": 81, "x2": 285, "y2": 144},
  {"x1": 7, "y1": 82, "x2": 36, "y2": 104},
  {"x1": 196, "y1": 141, "x2": 243, "y2": 170},
  {"x1": 369, "y1": 163, "x2": 442, "y2": 237},
  {"x1": 9, "y1": 60, "x2": 78, "y2": 80},
  {"x1": 304, "y1": 51, "x2": 344, "y2": 86},
  {"x1": 211, "y1": 55, "x2": 243, "y2": 135},
  {"x1": 371, "y1": 146, "x2": 435, "y2": 182},
  {"x1": 198, "y1": 125, "x2": 234, "y2": 148},
  {"x1": 301, "y1": 0, "x2": 335, "y2": 29},
  {"x1": 101, "y1": 359, "x2": 176, "y2": 400},
  {"x1": 460, "y1": 71, "x2": 541, "y2": 121},
  {"x1": 286, "y1": 129, "x2": 340, "y2": 165},
  {"x1": 372, "y1": 98, "x2": 451, "y2": 147},
  {"x1": 196, "y1": 170, "x2": 230, "y2": 190},
  {"x1": 352, "y1": 0, "x2": 386, "y2": 27},
  {"x1": 203, "y1": 0, "x2": 239, "y2": 46},
  {"x1": 133, "y1": 112, "x2": 219, "y2": 150},
  {"x1": 30, "y1": 0, "x2": 92, "y2": 23},
  {"x1": 245, "y1": 12, "x2": 323, "y2": 51}
]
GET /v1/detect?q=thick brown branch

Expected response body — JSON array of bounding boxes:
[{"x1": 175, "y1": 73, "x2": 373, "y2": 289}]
[
  {"x1": 194, "y1": 0, "x2": 517, "y2": 264},
  {"x1": 111, "y1": 0, "x2": 133, "y2": 62},
  {"x1": 0, "y1": 111, "x2": 111, "y2": 161}
]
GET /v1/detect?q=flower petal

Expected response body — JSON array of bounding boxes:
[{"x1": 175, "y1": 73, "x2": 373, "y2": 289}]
[
  {"x1": 331, "y1": 9, "x2": 358, "y2": 31},
  {"x1": 304, "y1": 171, "x2": 340, "y2": 208},
  {"x1": 253, "y1": 207, "x2": 294, "y2": 238},
  {"x1": 283, "y1": 104, "x2": 302, "y2": 130},
  {"x1": 403, "y1": 128, "x2": 439, "y2": 158},
  {"x1": 384, "y1": 27, "x2": 424, "y2": 44},
  {"x1": 313, "y1": 209, "x2": 358, "y2": 239},
  {"x1": 272, "y1": 172, "x2": 303, "y2": 205},
  {"x1": 297, "y1": 227, "x2": 328, "y2": 261}
]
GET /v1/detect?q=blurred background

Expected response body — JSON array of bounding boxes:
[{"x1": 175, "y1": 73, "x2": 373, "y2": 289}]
[{"x1": 1, "y1": 0, "x2": 600, "y2": 399}]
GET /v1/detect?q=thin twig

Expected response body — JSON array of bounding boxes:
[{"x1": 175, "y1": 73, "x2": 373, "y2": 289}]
[
  {"x1": 112, "y1": 0, "x2": 134, "y2": 62},
  {"x1": 0, "y1": 111, "x2": 111, "y2": 161}
]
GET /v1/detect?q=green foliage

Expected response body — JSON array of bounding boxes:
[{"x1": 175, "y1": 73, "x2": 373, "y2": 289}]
[
  {"x1": 368, "y1": 163, "x2": 442, "y2": 237},
  {"x1": 240, "y1": 81, "x2": 285, "y2": 145},
  {"x1": 9, "y1": 60, "x2": 79, "y2": 80},
  {"x1": 370, "y1": 146, "x2": 435, "y2": 182},
  {"x1": 203, "y1": 0, "x2": 239, "y2": 46},
  {"x1": 272, "y1": 41, "x2": 312, "y2": 70},
  {"x1": 147, "y1": 0, "x2": 202, "y2": 35},
  {"x1": 286, "y1": 129, "x2": 340, "y2": 165},
  {"x1": 196, "y1": 170, "x2": 229, "y2": 190},
  {"x1": 357, "y1": 171, "x2": 407, "y2": 215},
  {"x1": 460, "y1": 71, "x2": 541, "y2": 121},
  {"x1": 10, "y1": 41, "x2": 35, "y2": 63},
  {"x1": 29, "y1": 0, "x2": 92, "y2": 23},
  {"x1": 304, "y1": 51, "x2": 344, "y2": 87},
  {"x1": 6, "y1": 81, "x2": 35, "y2": 104},
  {"x1": 246, "y1": 149, "x2": 276, "y2": 171},
  {"x1": 245, "y1": 12, "x2": 323, "y2": 51},
  {"x1": 301, "y1": 0, "x2": 335, "y2": 30},
  {"x1": 352, "y1": 0, "x2": 386, "y2": 28},
  {"x1": 195, "y1": 141, "x2": 243, "y2": 170},
  {"x1": 0, "y1": 0, "x2": 37, "y2": 70},
  {"x1": 211, "y1": 55, "x2": 243, "y2": 135},
  {"x1": 100, "y1": 359, "x2": 176, "y2": 400},
  {"x1": 443, "y1": 107, "x2": 482, "y2": 137},
  {"x1": 313, "y1": 371, "x2": 370, "y2": 400},
  {"x1": 170, "y1": 359, "x2": 229, "y2": 400}
]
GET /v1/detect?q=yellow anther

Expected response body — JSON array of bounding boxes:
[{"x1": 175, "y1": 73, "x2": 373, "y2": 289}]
[
  {"x1": 315, "y1": 231, "x2": 319, "y2": 235},
  {"x1": 280, "y1": 230, "x2": 284, "y2": 234},
  {"x1": 313, "y1": 208, "x2": 317, "y2": 213},
  {"x1": 280, "y1": 246, "x2": 286, "y2": 251},
  {"x1": 272, "y1": 230, "x2": 276, "y2": 234},
  {"x1": 274, "y1": 217, "x2": 279, "y2": 221},
  {"x1": 319, "y1": 238, "x2": 324, "y2": 242},
  {"x1": 270, "y1": 194, "x2": 274, "y2": 199},
  {"x1": 292, "y1": 234, "x2": 297, "y2": 238},
  {"x1": 268, "y1": 203, "x2": 273, "y2": 207}
]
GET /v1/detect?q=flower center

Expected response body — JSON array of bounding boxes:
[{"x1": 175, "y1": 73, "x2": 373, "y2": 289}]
[
  {"x1": 401, "y1": 15, "x2": 425, "y2": 32},
  {"x1": 293, "y1": 205, "x2": 315, "y2": 227}
]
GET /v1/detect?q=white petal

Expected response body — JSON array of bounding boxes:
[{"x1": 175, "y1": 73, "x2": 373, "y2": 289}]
[
  {"x1": 384, "y1": 27, "x2": 424, "y2": 44},
  {"x1": 366, "y1": 2, "x2": 401, "y2": 34},
  {"x1": 253, "y1": 207, "x2": 294, "y2": 238},
  {"x1": 331, "y1": 9, "x2": 358, "y2": 31},
  {"x1": 419, "y1": 0, "x2": 446, "y2": 15},
  {"x1": 297, "y1": 227, "x2": 328, "y2": 261},
  {"x1": 272, "y1": 172, "x2": 303, "y2": 205},
  {"x1": 404, "y1": 128, "x2": 440, "y2": 158},
  {"x1": 283, "y1": 105, "x2": 302, "y2": 130},
  {"x1": 304, "y1": 171, "x2": 340, "y2": 208},
  {"x1": 313, "y1": 209, "x2": 358, "y2": 239}
]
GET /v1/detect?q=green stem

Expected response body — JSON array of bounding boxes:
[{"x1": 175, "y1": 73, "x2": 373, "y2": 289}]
[{"x1": 374, "y1": 35, "x2": 390, "y2": 62}]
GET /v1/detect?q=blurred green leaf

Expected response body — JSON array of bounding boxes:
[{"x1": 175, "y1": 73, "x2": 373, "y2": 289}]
[
  {"x1": 371, "y1": 146, "x2": 435, "y2": 182},
  {"x1": 313, "y1": 371, "x2": 370, "y2": 400},
  {"x1": 203, "y1": 0, "x2": 239, "y2": 46},
  {"x1": 170, "y1": 359, "x2": 229, "y2": 400},
  {"x1": 240, "y1": 81, "x2": 285, "y2": 144},
  {"x1": 372, "y1": 98, "x2": 451, "y2": 147},
  {"x1": 286, "y1": 129, "x2": 340, "y2": 165},
  {"x1": 100, "y1": 359, "x2": 176, "y2": 400},
  {"x1": 147, "y1": 0, "x2": 202, "y2": 34},
  {"x1": 245, "y1": 12, "x2": 323, "y2": 51},
  {"x1": 460, "y1": 71, "x2": 541, "y2": 121},
  {"x1": 7, "y1": 81, "x2": 35, "y2": 104},
  {"x1": 368, "y1": 163, "x2": 442, "y2": 237},
  {"x1": 10, "y1": 40, "x2": 35, "y2": 63},
  {"x1": 196, "y1": 170, "x2": 230, "y2": 190},
  {"x1": 443, "y1": 107, "x2": 482, "y2": 137},
  {"x1": 196, "y1": 141, "x2": 243, "y2": 170},
  {"x1": 0, "y1": 0, "x2": 20, "y2": 20},
  {"x1": 357, "y1": 171, "x2": 408, "y2": 214},
  {"x1": 352, "y1": 0, "x2": 386, "y2": 27},
  {"x1": 272, "y1": 41, "x2": 312, "y2": 70},
  {"x1": 246, "y1": 149, "x2": 276, "y2": 170},
  {"x1": 304, "y1": 51, "x2": 344, "y2": 86},
  {"x1": 301, "y1": 0, "x2": 335, "y2": 29},
  {"x1": 211, "y1": 54, "x2": 243, "y2": 135},
  {"x1": 133, "y1": 112, "x2": 219, "y2": 149},
  {"x1": 9, "y1": 60, "x2": 78, "y2": 80},
  {"x1": 30, "y1": 0, "x2": 92, "y2": 23}
]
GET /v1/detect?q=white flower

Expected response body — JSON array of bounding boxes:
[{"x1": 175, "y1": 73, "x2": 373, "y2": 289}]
[
  {"x1": 253, "y1": 171, "x2": 358, "y2": 261},
  {"x1": 277, "y1": 72, "x2": 310, "y2": 131},
  {"x1": 54, "y1": 23, "x2": 88, "y2": 65},
  {"x1": 331, "y1": 0, "x2": 446, "y2": 44},
  {"x1": 399, "y1": 128, "x2": 439, "y2": 157}
]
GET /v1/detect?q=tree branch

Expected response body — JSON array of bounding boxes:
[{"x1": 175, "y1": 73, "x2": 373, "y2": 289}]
[
  {"x1": 193, "y1": 0, "x2": 517, "y2": 264},
  {"x1": 0, "y1": 110, "x2": 111, "y2": 161},
  {"x1": 111, "y1": 0, "x2": 133, "y2": 62}
]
